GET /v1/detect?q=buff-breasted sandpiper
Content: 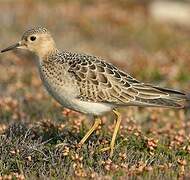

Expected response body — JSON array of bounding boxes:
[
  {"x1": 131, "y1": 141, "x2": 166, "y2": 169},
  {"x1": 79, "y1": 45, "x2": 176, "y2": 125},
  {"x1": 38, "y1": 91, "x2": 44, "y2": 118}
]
[{"x1": 1, "y1": 27, "x2": 189, "y2": 157}]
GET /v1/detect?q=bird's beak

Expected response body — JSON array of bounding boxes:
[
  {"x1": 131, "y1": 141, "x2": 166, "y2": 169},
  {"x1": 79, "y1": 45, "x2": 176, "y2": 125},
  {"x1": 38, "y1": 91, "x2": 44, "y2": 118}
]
[{"x1": 1, "y1": 41, "x2": 22, "y2": 53}]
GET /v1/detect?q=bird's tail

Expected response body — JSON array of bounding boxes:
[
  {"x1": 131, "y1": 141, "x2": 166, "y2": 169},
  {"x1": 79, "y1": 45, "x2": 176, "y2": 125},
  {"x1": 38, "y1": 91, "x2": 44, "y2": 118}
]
[
  {"x1": 152, "y1": 86, "x2": 189, "y2": 108},
  {"x1": 131, "y1": 85, "x2": 190, "y2": 109}
]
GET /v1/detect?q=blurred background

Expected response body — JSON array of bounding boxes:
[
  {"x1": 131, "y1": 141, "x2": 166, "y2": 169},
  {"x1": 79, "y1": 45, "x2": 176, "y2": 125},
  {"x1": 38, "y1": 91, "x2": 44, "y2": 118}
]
[
  {"x1": 0, "y1": 0, "x2": 190, "y2": 126},
  {"x1": 1, "y1": 2, "x2": 190, "y2": 101},
  {"x1": 0, "y1": 0, "x2": 190, "y2": 178},
  {"x1": 0, "y1": 0, "x2": 190, "y2": 123}
]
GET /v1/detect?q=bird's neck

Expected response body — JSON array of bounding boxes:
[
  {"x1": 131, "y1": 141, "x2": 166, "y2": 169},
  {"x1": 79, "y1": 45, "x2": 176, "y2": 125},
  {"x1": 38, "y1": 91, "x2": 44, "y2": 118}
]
[
  {"x1": 37, "y1": 39, "x2": 59, "y2": 60},
  {"x1": 37, "y1": 47, "x2": 58, "y2": 61},
  {"x1": 41, "y1": 48, "x2": 59, "y2": 60}
]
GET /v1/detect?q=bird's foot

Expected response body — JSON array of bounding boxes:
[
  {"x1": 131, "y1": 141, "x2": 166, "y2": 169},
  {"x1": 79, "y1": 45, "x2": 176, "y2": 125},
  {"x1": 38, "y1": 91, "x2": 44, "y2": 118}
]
[
  {"x1": 76, "y1": 142, "x2": 83, "y2": 149},
  {"x1": 99, "y1": 146, "x2": 114, "y2": 157},
  {"x1": 55, "y1": 142, "x2": 67, "y2": 148},
  {"x1": 99, "y1": 146, "x2": 110, "y2": 152}
]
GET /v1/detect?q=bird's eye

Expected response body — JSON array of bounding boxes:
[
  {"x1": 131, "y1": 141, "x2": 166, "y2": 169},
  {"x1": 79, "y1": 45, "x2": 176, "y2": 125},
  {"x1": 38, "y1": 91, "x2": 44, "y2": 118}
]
[{"x1": 30, "y1": 36, "x2": 36, "y2": 41}]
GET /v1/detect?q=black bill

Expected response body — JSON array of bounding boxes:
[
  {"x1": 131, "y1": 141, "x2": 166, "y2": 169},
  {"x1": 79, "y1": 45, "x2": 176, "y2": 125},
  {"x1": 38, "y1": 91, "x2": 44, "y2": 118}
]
[{"x1": 1, "y1": 42, "x2": 20, "y2": 53}]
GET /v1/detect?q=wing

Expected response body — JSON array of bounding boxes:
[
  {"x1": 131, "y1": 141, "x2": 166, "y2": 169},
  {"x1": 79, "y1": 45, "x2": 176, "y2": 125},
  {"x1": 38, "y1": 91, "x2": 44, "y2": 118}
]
[{"x1": 62, "y1": 52, "x2": 187, "y2": 108}]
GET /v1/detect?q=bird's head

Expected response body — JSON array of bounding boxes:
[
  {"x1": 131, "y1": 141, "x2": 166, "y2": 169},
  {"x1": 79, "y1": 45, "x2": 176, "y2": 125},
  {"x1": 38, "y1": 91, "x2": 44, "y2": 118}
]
[{"x1": 1, "y1": 27, "x2": 57, "y2": 58}]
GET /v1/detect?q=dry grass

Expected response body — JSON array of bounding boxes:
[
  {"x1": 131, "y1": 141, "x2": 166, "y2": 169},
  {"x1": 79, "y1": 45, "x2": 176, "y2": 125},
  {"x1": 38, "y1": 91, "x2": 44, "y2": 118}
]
[{"x1": 0, "y1": 0, "x2": 190, "y2": 179}]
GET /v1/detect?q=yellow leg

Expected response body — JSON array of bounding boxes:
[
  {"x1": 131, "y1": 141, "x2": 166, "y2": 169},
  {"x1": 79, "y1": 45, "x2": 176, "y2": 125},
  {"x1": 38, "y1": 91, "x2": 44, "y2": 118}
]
[
  {"x1": 77, "y1": 117, "x2": 101, "y2": 147},
  {"x1": 109, "y1": 109, "x2": 121, "y2": 157},
  {"x1": 99, "y1": 110, "x2": 121, "y2": 157}
]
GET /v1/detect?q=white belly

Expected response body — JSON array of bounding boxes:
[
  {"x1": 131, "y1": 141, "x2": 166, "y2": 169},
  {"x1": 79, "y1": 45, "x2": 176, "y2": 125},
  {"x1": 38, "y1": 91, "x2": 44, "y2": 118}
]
[
  {"x1": 72, "y1": 99, "x2": 113, "y2": 115},
  {"x1": 43, "y1": 81, "x2": 113, "y2": 115}
]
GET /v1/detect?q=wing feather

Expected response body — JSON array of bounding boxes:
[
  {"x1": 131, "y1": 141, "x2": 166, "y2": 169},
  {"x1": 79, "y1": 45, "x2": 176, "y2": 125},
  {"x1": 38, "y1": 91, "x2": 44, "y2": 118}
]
[{"x1": 63, "y1": 52, "x2": 187, "y2": 108}]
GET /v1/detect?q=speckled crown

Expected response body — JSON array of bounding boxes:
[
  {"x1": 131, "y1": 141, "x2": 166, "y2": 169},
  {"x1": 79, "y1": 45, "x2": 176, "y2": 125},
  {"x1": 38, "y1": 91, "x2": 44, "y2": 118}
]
[{"x1": 22, "y1": 27, "x2": 49, "y2": 40}]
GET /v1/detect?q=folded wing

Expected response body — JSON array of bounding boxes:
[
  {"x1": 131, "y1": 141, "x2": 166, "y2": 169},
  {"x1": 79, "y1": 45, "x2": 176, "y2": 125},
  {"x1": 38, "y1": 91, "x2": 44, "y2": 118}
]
[{"x1": 65, "y1": 52, "x2": 188, "y2": 108}]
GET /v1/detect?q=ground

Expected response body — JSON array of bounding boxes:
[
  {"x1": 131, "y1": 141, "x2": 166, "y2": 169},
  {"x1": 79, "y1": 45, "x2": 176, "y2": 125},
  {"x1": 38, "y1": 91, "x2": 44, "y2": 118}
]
[{"x1": 0, "y1": 0, "x2": 190, "y2": 179}]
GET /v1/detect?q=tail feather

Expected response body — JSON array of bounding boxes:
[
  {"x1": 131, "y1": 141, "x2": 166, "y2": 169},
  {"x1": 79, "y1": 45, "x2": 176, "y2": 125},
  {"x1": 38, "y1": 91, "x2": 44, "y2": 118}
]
[
  {"x1": 153, "y1": 86, "x2": 189, "y2": 108},
  {"x1": 134, "y1": 96, "x2": 185, "y2": 108},
  {"x1": 131, "y1": 85, "x2": 189, "y2": 109},
  {"x1": 184, "y1": 93, "x2": 190, "y2": 108}
]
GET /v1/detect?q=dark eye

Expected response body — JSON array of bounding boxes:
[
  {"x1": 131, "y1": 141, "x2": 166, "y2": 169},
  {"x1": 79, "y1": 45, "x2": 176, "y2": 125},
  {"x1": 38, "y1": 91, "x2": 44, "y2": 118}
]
[{"x1": 30, "y1": 36, "x2": 36, "y2": 41}]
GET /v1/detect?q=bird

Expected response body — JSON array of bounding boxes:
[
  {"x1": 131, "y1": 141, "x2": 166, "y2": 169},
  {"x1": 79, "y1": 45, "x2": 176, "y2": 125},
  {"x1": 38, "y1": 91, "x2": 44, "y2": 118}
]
[{"x1": 1, "y1": 27, "x2": 189, "y2": 157}]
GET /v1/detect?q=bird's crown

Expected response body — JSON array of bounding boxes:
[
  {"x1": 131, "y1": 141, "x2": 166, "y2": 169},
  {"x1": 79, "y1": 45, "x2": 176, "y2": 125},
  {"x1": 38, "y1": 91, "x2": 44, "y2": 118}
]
[{"x1": 21, "y1": 27, "x2": 49, "y2": 40}]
